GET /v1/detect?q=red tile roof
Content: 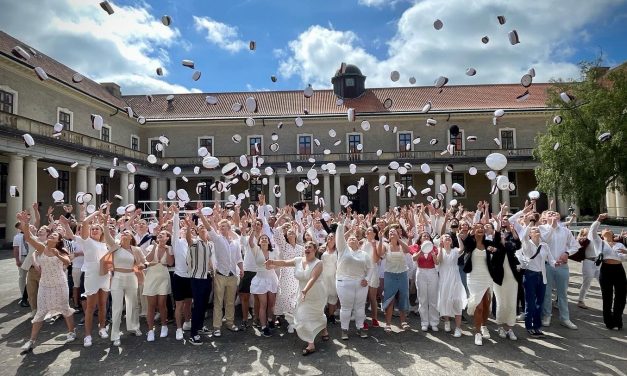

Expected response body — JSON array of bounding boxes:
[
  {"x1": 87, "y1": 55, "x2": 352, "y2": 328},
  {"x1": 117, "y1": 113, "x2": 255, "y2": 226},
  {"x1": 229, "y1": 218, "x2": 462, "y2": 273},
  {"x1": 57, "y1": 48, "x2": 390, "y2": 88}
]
[
  {"x1": 124, "y1": 84, "x2": 550, "y2": 121},
  {"x1": 0, "y1": 31, "x2": 128, "y2": 109}
]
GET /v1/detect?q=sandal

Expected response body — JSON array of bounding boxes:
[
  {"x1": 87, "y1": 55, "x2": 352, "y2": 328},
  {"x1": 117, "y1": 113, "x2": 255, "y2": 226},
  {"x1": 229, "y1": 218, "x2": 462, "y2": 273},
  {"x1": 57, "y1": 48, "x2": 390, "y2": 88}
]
[
  {"x1": 321, "y1": 334, "x2": 330, "y2": 341},
  {"x1": 302, "y1": 347, "x2": 317, "y2": 356},
  {"x1": 401, "y1": 322, "x2": 410, "y2": 330},
  {"x1": 384, "y1": 325, "x2": 392, "y2": 333}
]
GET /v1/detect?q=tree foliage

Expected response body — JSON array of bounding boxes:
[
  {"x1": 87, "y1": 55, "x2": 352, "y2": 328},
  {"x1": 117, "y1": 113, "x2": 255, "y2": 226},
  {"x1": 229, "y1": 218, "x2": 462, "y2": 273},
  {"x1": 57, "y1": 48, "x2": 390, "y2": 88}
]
[{"x1": 535, "y1": 60, "x2": 627, "y2": 212}]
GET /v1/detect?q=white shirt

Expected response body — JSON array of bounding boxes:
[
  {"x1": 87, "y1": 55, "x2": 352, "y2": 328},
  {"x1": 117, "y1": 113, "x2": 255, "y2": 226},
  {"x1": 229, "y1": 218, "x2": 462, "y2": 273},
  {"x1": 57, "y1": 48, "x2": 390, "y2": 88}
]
[
  {"x1": 172, "y1": 216, "x2": 190, "y2": 278},
  {"x1": 209, "y1": 230, "x2": 243, "y2": 276},
  {"x1": 13, "y1": 233, "x2": 29, "y2": 262},
  {"x1": 588, "y1": 221, "x2": 627, "y2": 262},
  {"x1": 335, "y1": 224, "x2": 373, "y2": 281},
  {"x1": 240, "y1": 235, "x2": 264, "y2": 272},
  {"x1": 71, "y1": 239, "x2": 84, "y2": 269},
  {"x1": 539, "y1": 223, "x2": 579, "y2": 260},
  {"x1": 516, "y1": 225, "x2": 557, "y2": 284}
]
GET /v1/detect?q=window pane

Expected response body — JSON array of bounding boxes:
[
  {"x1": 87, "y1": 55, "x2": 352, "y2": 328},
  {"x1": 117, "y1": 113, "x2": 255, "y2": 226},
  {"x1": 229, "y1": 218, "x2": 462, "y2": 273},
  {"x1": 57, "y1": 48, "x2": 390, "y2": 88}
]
[
  {"x1": 400, "y1": 175, "x2": 413, "y2": 195},
  {"x1": 101, "y1": 127, "x2": 110, "y2": 142},
  {"x1": 399, "y1": 133, "x2": 411, "y2": 153},
  {"x1": 59, "y1": 111, "x2": 71, "y2": 129},
  {"x1": 0, "y1": 90, "x2": 14, "y2": 113},
  {"x1": 249, "y1": 137, "x2": 262, "y2": 156},
  {"x1": 298, "y1": 135, "x2": 311, "y2": 155},
  {"x1": 98, "y1": 175, "x2": 109, "y2": 204},
  {"x1": 300, "y1": 179, "x2": 313, "y2": 201},
  {"x1": 131, "y1": 136, "x2": 139, "y2": 151},
  {"x1": 452, "y1": 173, "x2": 465, "y2": 197},
  {"x1": 449, "y1": 132, "x2": 463, "y2": 151},
  {"x1": 507, "y1": 171, "x2": 518, "y2": 196},
  {"x1": 200, "y1": 138, "x2": 213, "y2": 155},
  {"x1": 501, "y1": 130, "x2": 514, "y2": 150},
  {"x1": 58, "y1": 170, "x2": 70, "y2": 199},
  {"x1": 150, "y1": 140, "x2": 163, "y2": 157},
  {"x1": 249, "y1": 180, "x2": 263, "y2": 201}
]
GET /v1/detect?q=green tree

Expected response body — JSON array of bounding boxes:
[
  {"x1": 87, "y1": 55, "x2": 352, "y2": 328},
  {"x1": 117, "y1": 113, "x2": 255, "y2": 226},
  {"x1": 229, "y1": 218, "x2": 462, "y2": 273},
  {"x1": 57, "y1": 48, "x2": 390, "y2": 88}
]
[{"x1": 535, "y1": 61, "x2": 627, "y2": 213}]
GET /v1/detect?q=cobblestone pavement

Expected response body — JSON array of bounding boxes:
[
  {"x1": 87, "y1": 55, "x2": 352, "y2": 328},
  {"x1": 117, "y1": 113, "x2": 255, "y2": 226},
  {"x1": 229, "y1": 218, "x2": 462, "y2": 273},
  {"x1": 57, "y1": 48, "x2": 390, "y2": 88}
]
[{"x1": 0, "y1": 253, "x2": 625, "y2": 376}]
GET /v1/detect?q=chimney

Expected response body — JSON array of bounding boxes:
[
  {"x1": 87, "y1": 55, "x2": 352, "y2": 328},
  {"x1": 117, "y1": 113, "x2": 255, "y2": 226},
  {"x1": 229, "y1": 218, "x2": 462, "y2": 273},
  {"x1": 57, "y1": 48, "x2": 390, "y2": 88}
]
[{"x1": 100, "y1": 82, "x2": 121, "y2": 98}]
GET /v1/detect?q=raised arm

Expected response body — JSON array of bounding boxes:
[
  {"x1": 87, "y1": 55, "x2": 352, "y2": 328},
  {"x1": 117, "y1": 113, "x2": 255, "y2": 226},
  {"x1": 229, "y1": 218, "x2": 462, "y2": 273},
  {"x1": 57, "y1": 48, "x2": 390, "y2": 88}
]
[
  {"x1": 80, "y1": 209, "x2": 101, "y2": 240},
  {"x1": 335, "y1": 223, "x2": 347, "y2": 256},
  {"x1": 301, "y1": 262, "x2": 323, "y2": 298},
  {"x1": 17, "y1": 212, "x2": 44, "y2": 253},
  {"x1": 588, "y1": 214, "x2": 604, "y2": 255}
]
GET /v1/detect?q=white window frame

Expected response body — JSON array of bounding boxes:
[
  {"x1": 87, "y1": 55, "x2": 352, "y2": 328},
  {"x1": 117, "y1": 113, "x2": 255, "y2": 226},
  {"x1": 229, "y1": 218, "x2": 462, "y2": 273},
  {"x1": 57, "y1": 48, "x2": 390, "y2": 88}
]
[
  {"x1": 198, "y1": 136, "x2": 215, "y2": 155},
  {"x1": 100, "y1": 124, "x2": 112, "y2": 143},
  {"x1": 56, "y1": 107, "x2": 74, "y2": 131},
  {"x1": 0, "y1": 85, "x2": 18, "y2": 114},
  {"x1": 130, "y1": 134, "x2": 140, "y2": 151},
  {"x1": 247, "y1": 135, "x2": 264, "y2": 155},
  {"x1": 397, "y1": 131, "x2": 413, "y2": 152},
  {"x1": 147, "y1": 137, "x2": 164, "y2": 157},
  {"x1": 296, "y1": 133, "x2": 313, "y2": 155},
  {"x1": 499, "y1": 128, "x2": 517, "y2": 150},
  {"x1": 346, "y1": 132, "x2": 363, "y2": 153},
  {"x1": 447, "y1": 128, "x2": 466, "y2": 151},
  {"x1": 451, "y1": 172, "x2": 467, "y2": 199}
]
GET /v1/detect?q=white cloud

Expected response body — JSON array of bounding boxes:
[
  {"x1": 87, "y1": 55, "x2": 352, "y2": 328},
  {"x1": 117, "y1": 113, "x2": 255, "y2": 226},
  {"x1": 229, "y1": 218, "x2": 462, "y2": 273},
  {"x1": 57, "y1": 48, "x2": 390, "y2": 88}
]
[
  {"x1": 279, "y1": 0, "x2": 624, "y2": 89},
  {"x1": 0, "y1": 0, "x2": 196, "y2": 95},
  {"x1": 193, "y1": 16, "x2": 248, "y2": 53},
  {"x1": 358, "y1": 0, "x2": 394, "y2": 7}
]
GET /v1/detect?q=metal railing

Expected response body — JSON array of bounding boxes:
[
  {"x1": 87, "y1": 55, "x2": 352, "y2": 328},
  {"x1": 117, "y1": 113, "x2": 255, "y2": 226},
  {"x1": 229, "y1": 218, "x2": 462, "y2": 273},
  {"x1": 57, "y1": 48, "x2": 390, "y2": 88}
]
[{"x1": 0, "y1": 111, "x2": 149, "y2": 161}]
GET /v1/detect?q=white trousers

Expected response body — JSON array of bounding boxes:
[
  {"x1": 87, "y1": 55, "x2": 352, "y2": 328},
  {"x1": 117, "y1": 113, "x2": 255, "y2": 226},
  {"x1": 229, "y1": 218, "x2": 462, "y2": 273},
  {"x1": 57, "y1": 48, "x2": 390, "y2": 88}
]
[
  {"x1": 578, "y1": 259, "x2": 600, "y2": 302},
  {"x1": 18, "y1": 268, "x2": 27, "y2": 297},
  {"x1": 336, "y1": 279, "x2": 368, "y2": 330},
  {"x1": 416, "y1": 268, "x2": 439, "y2": 327},
  {"x1": 111, "y1": 272, "x2": 139, "y2": 341}
]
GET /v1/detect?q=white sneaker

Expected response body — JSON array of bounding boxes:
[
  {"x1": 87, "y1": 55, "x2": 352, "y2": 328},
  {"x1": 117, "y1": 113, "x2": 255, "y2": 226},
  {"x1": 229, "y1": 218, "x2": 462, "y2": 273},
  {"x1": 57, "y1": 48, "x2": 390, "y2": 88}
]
[
  {"x1": 160, "y1": 326, "x2": 168, "y2": 338},
  {"x1": 287, "y1": 324, "x2": 295, "y2": 334},
  {"x1": 474, "y1": 333, "x2": 483, "y2": 346},
  {"x1": 21, "y1": 340, "x2": 35, "y2": 351},
  {"x1": 66, "y1": 331, "x2": 77, "y2": 342},
  {"x1": 506, "y1": 329, "x2": 517, "y2": 340},
  {"x1": 516, "y1": 313, "x2": 526, "y2": 322},
  {"x1": 542, "y1": 316, "x2": 551, "y2": 327},
  {"x1": 113, "y1": 339, "x2": 121, "y2": 347},
  {"x1": 444, "y1": 321, "x2": 451, "y2": 333},
  {"x1": 183, "y1": 321, "x2": 192, "y2": 331},
  {"x1": 431, "y1": 325, "x2": 439, "y2": 332},
  {"x1": 98, "y1": 328, "x2": 109, "y2": 339},
  {"x1": 83, "y1": 336, "x2": 92, "y2": 347},
  {"x1": 453, "y1": 328, "x2": 462, "y2": 338},
  {"x1": 481, "y1": 326, "x2": 490, "y2": 339},
  {"x1": 498, "y1": 327, "x2": 507, "y2": 338},
  {"x1": 147, "y1": 330, "x2": 155, "y2": 342},
  {"x1": 421, "y1": 325, "x2": 428, "y2": 332},
  {"x1": 561, "y1": 320, "x2": 578, "y2": 330},
  {"x1": 176, "y1": 328, "x2": 184, "y2": 340}
]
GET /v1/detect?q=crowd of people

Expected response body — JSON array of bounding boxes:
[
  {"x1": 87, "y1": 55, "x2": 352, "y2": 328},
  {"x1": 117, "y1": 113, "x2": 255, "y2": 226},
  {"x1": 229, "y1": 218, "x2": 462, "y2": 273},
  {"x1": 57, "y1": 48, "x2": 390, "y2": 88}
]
[{"x1": 12, "y1": 194, "x2": 627, "y2": 355}]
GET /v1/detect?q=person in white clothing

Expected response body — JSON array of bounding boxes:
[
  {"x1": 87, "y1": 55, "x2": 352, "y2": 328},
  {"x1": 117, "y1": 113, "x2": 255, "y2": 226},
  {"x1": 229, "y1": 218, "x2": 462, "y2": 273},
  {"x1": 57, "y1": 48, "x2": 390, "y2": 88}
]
[
  {"x1": 378, "y1": 227, "x2": 411, "y2": 332},
  {"x1": 436, "y1": 234, "x2": 467, "y2": 337},
  {"x1": 575, "y1": 228, "x2": 599, "y2": 309},
  {"x1": 335, "y1": 222, "x2": 373, "y2": 340},
  {"x1": 247, "y1": 231, "x2": 279, "y2": 337},
  {"x1": 171, "y1": 207, "x2": 193, "y2": 340}
]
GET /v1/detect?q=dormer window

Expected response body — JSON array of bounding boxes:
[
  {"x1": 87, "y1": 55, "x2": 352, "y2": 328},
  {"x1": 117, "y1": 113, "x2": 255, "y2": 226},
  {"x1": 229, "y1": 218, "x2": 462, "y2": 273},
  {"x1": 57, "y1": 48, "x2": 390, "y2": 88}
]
[{"x1": 345, "y1": 78, "x2": 355, "y2": 87}]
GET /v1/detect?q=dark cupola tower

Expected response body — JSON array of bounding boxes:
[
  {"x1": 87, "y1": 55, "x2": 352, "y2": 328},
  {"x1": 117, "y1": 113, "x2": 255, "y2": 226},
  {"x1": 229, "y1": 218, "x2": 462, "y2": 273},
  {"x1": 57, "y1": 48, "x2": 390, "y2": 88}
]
[{"x1": 332, "y1": 63, "x2": 366, "y2": 99}]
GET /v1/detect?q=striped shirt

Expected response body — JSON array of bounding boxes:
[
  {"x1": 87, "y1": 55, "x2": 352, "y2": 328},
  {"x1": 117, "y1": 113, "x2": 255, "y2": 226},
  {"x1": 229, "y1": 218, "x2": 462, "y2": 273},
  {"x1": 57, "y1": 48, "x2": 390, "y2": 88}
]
[{"x1": 187, "y1": 239, "x2": 213, "y2": 279}]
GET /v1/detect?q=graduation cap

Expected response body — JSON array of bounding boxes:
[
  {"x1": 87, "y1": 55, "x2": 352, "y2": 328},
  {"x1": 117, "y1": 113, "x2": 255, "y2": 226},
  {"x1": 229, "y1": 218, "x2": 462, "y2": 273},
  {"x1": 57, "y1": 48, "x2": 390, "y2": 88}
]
[
  {"x1": 434, "y1": 76, "x2": 448, "y2": 88},
  {"x1": 421, "y1": 101, "x2": 432, "y2": 113},
  {"x1": 508, "y1": 30, "x2": 520, "y2": 45},
  {"x1": 497, "y1": 15, "x2": 506, "y2": 25},
  {"x1": 295, "y1": 117, "x2": 304, "y2": 127},
  {"x1": 12, "y1": 46, "x2": 30, "y2": 60},
  {"x1": 137, "y1": 116, "x2": 146, "y2": 125},
  {"x1": 91, "y1": 114, "x2": 103, "y2": 130},
  {"x1": 516, "y1": 91, "x2": 530, "y2": 101},
  {"x1": 390, "y1": 71, "x2": 400, "y2": 82},
  {"x1": 409, "y1": 76, "x2": 416, "y2": 85},
  {"x1": 560, "y1": 92, "x2": 574, "y2": 104},
  {"x1": 202, "y1": 156, "x2": 219, "y2": 169},
  {"x1": 161, "y1": 15, "x2": 172, "y2": 26},
  {"x1": 23, "y1": 133, "x2": 35, "y2": 147},
  {"x1": 182, "y1": 60, "x2": 195, "y2": 69},
  {"x1": 249, "y1": 41, "x2": 256, "y2": 51},
  {"x1": 72, "y1": 73, "x2": 83, "y2": 83},
  {"x1": 45, "y1": 166, "x2": 59, "y2": 179},
  {"x1": 156, "y1": 68, "x2": 163, "y2": 76},
  {"x1": 192, "y1": 71, "x2": 202, "y2": 81},
  {"x1": 466, "y1": 68, "x2": 477, "y2": 76},
  {"x1": 147, "y1": 154, "x2": 157, "y2": 164},
  {"x1": 481, "y1": 36, "x2": 490, "y2": 44},
  {"x1": 34, "y1": 67, "x2": 48, "y2": 81},
  {"x1": 99, "y1": 1, "x2": 114, "y2": 15},
  {"x1": 271, "y1": 75, "x2": 277, "y2": 83},
  {"x1": 449, "y1": 124, "x2": 460, "y2": 136},
  {"x1": 9, "y1": 186, "x2": 19, "y2": 198},
  {"x1": 205, "y1": 95, "x2": 218, "y2": 105},
  {"x1": 245, "y1": 97, "x2": 257, "y2": 112},
  {"x1": 433, "y1": 19, "x2": 443, "y2": 30},
  {"x1": 598, "y1": 132, "x2": 612, "y2": 142},
  {"x1": 553, "y1": 115, "x2": 562, "y2": 124},
  {"x1": 347, "y1": 108, "x2": 355, "y2": 122},
  {"x1": 231, "y1": 134, "x2": 242, "y2": 143},
  {"x1": 304, "y1": 84, "x2": 314, "y2": 98}
]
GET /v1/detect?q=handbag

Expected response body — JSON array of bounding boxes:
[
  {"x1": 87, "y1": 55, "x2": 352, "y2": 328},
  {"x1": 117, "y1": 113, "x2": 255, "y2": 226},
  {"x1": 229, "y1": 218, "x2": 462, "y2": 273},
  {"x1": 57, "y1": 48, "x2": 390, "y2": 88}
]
[
  {"x1": 595, "y1": 243, "x2": 605, "y2": 266},
  {"x1": 99, "y1": 252, "x2": 114, "y2": 276},
  {"x1": 569, "y1": 239, "x2": 588, "y2": 262}
]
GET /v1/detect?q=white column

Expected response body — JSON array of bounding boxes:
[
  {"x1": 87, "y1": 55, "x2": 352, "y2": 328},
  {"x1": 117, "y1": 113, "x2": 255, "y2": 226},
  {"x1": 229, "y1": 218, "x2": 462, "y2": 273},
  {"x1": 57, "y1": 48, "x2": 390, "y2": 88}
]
[
  {"x1": 444, "y1": 170, "x2": 453, "y2": 204},
  {"x1": 616, "y1": 187, "x2": 627, "y2": 217},
  {"x1": 23, "y1": 156, "x2": 38, "y2": 209},
  {"x1": 434, "y1": 171, "x2": 442, "y2": 193},
  {"x1": 323, "y1": 174, "x2": 331, "y2": 211},
  {"x1": 501, "y1": 170, "x2": 510, "y2": 207},
  {"x1": 150, "y1": 177, "x2": 159, "y2": 210},
  {"x1": 378, "y1": 175, "x2": 386, "y2": 211},
  {"x1": 158, "y1": 178, "x2": 168, "y2": 201},
  {"x1": 169, "y1": 178, "x2": 177, "y2": 193},
  {"x1": 606, "y1": 187, "x2": 617, "y2": 216},
  {"x1": 76, "y1": 165, "x2": 87, "y2": 216},
  {"x1": 388, "y1": 173, "x2": 397, "y2": 209},
  {"x1": 6, "y1": 154, "x2": 24, "y2": 241},
  {"x1": 119, "y1": 171, "x2": 129, "y2": 206},
  {"x1": 87, "y1": 167, "x2": 97, "y2": 195},
  {"x1": 333, "y1": 173, "x2": 342, "y2": 214},
  {"x1": 278, "y1": 174, "x2": 286, "y2": 207},
  {"x1": 491, "y1": 186, "x2": 500, "y2": 215},
  {"x1": 267, "y1": 174, "x2": 276, "y2": 208},
  {"x1": 128, "y1": 173, "x2": 135, "y2": 205}
]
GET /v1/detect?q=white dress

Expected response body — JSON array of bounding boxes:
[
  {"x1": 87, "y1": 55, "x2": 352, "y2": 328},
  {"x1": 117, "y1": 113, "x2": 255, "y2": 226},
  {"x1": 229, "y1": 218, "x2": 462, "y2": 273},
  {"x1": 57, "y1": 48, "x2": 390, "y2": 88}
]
[
  {"x1": 466, "y1": 249, "x2": 492, "y2": 316},
  {"x1": 320, "y1": 250, "x2": 338, "y2": 304},
  {"x1": 250, "y1": 247, "x2": 279, "y2": 294},
  {"x1": 361, "y1": 242, "x2": 380, "y2": 288},
  {"x1": 274, "y1": 229, "x2": 304, "y2": 315},
  {"x1": 76, "y1": 237, "x2": 110, "y2": 296},
  {"x1": 493, "y1": 256, "x2": 518, "y2": 326},
  {"x1": 286, "y1": 257, "x2": 327, "y2": 343},
  {"x1": 32, "y1": 252, "x2": 74, "y2": 323},
  {"x1": 437, "y1": 248, "x2": 468, "y2": 317}
]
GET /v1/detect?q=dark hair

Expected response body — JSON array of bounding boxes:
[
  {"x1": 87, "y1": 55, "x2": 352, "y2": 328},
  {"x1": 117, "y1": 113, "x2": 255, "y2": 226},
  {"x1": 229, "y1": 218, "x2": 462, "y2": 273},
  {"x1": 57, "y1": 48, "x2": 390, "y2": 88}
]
[{"x1": 258, "y1": 234, "x2": 274, "y2": 252}]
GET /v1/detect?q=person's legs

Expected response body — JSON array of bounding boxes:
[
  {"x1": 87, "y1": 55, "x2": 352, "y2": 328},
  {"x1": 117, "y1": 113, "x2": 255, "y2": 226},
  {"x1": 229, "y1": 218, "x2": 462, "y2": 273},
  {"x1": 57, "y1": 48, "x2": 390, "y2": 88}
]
[
  {"x1": 416, "y1": 269, "x2": 429, "y2": 327},
  {"x1": 26, "y1": 268, "x2": 40, "y2": 311},
  {"x1": 124, "y1": 275, "x2": 139, "y2": 333},
  {"x1": 63, "y1": 313, "x2": 75, "y2": 334},
  {"x1": 267, "y1": 293, "x2": 276, "y2": 323},
  {"x1": 481, "y1": 292, "x2": 491, "y2": 325},
  {"x1": 97, "y1": 290, "x2": 108, "y2": 330},
  {"x1": 29, "y1": 321, "x2": 44, "y2": 342},
  {"x1": 110, "y1": 277, "x2": 124, "y2": 341},
  {"x1": 611, "y1": 264, "x2": 626, "y2": 329},
  {"x1": 157, "y1": 295, "x2": 168, "y2": 326},
  {"x1": 368, "y1": 287, "x2": 378, "y2": 321},
  {"x1": 257, "y1": 294, "x2": 268, "y2": 327},
  {"x1": 336, "y1": 279, "x2": 356, "y2": 330},
  {"x1": 354, "y1": 283, "x2": 368, "y2": 329},
  {"x1": 146, "y1": 296, "x2": 156, "y2": 330},
  {"x1": 426, "y1": 270, "x2": 439, "y2": 327},
  {"x1": 190, "y1": 278, "x2": 210, "y2": 337},
  {"x1": 212, "y1": 274, "x2": 226, "y2": 329},
  {"x1": 554, "y1": 265, "x2": 570, "y2": 322},
  {"x1": 579, "y1": 260, "x2": 595, "y2": 302},
  {"x1": 18, "y1": 268, "x2": 27, "y2": 301},
  {"x1": 542, "y1": 265, "x2": 556, "y2": 319},
  {"x1": 523, "y1": 272, "x2": 537, "y2": 330},
  {"x1": 224, "y1": 276, "x2": 238, "y2": 327},
  {"x1": 84, "y1": 294, "x2": 98, "y2": 337}
]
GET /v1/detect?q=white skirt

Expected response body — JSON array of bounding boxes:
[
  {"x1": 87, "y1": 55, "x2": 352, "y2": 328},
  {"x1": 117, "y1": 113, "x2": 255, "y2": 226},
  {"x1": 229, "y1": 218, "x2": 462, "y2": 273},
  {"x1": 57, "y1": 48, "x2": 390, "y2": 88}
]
[
  {"x1": 251, "y1": 270, "x2": 279, "y2": 294},
  {"x1": 82, "y1": 262, "x2": 110, "y2": 297}
]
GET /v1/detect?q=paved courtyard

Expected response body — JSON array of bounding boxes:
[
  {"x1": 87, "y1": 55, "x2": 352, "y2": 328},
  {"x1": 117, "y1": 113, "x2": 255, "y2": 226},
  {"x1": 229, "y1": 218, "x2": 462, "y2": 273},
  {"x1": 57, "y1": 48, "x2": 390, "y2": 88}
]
[{"x1": 0, "y1": 252, "x2": 625, "y2": 376}]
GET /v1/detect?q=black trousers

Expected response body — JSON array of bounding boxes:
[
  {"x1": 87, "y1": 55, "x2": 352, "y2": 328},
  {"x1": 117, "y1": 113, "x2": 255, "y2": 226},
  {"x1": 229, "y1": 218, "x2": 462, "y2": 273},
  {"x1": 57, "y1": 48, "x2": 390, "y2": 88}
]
[{"x1": 599, "y1": 263, "x2": 626, "y2": 329}]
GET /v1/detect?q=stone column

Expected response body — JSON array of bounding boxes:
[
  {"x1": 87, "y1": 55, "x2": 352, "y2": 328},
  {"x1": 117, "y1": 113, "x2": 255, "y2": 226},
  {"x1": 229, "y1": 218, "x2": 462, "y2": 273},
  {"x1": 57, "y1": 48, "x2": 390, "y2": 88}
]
[
  {"x1": 434, "y1": 171, "x2": 442, "y2": 193},
  {"x1": 491, "y1": 187, "x2": 500, "y2": 215},
  {"x1": 333, "y1": 173, "x2": 342, "y2": 214},
  {"x1": 6, "y1": 154, "x2": 24, "y2": 241},
  {"x1": 119, "y1": 171, "x2": 129, "y2": 206},
  {"x1": 501, "y1": 169, "x2": 510, "y2": 207},
  {"x1": 169, "y1": 178, "x2": 176, "y2": 193},
  {"x1": 378, "y1": 175, "x2": 386, "y2": 211},
  {"x1": 23, "y1": 156, "x2": 38, "y2": 209},
  {"x1": 76, "y1": 165, "x2": 87, "y2": 216},
  {"x1": 606, "y1": 187, "x2": 617, "y2": 216},
  {"x1": 388, "y1": 173, "x2": 397, "y2": 209},
  {"x1": 444, "y1": 170, "x2": 453, "y2": 204},
  {"x1": 616, "y1": 187, "x2": 627, "y2": 217},
  {"x1": 323, "y1": 174, "x2": 331, "y2": 211},
  {"x1": 87, "y1": 166, "x2": 97, "y2": 196},
  {"x1": 157, "y1": 178, "x2": 167, "y2": 201},
  {"x1": 278, "y1": 174, "x2": 286, "y2": 208},
  {"x1": 150, "y1": 177, "x2": 159, "y2": 211},
  {"x1": 128, "y1": 173, "x2": 135, "y2": 205},
  {"x1": 267, "y1": 174, "x2": 276, "y2": 208}
]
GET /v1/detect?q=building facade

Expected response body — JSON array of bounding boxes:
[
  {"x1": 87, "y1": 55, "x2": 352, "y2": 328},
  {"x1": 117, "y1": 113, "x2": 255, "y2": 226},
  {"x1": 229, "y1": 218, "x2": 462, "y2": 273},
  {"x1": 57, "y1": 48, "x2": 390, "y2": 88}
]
[{"x1": 2, "y1": 31, "x2": 623, "y2": 246}]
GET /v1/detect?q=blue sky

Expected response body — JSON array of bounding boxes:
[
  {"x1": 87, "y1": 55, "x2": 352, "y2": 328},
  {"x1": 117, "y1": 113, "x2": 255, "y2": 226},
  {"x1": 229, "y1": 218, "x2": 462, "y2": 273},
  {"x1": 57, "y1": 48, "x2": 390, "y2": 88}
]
[{"x1": 1, "y1": 0, "x2": 626, "y2": 95}]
